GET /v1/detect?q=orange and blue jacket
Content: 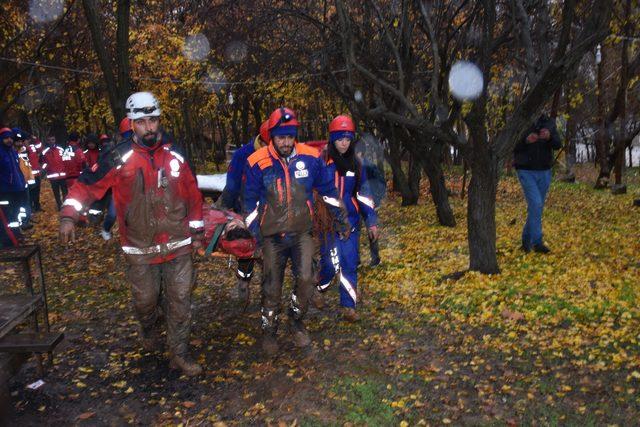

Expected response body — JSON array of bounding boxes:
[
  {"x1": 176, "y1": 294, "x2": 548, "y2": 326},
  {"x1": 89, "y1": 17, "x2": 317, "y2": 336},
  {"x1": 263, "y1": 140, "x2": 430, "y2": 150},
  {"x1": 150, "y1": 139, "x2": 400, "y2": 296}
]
[{"x1": 243, "y1": 142, "x2": 348, "y2": 238}]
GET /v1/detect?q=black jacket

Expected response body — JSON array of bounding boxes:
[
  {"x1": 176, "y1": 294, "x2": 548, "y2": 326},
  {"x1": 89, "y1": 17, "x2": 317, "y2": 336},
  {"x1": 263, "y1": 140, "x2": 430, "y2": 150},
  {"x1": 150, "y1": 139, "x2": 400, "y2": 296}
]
[{"x1": 513, "y1": 115, "x2": 562, "y2": 170}]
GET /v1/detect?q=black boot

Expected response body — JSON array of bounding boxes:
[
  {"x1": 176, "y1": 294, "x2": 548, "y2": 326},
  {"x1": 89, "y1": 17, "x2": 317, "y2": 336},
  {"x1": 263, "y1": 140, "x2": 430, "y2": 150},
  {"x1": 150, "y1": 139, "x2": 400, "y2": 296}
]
[{"x1": 533, "y1": 243, "x2": 551, "y2": 254}]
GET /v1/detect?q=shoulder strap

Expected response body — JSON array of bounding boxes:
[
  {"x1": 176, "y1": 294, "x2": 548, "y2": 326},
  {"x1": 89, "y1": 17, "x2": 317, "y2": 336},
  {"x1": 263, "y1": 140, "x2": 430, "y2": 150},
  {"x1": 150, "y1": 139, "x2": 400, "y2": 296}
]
[{"x1": 204, "y1": 223, "x2": 226, "y2": 257}]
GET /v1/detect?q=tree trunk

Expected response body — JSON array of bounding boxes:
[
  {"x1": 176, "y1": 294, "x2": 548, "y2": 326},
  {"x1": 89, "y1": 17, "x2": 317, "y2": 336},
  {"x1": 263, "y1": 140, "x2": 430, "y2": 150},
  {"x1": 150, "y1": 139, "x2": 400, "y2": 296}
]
[
  {"x1": 420, "y1": 147, "x2": 456, "y2": 227},
  {"x1": 594, "y1": 45, "x2": 609, "y2": 189},
  {"x1": 562, "y1": 105, "x2": 577, "y2": 182},
  {"x1": 467, "y1": 160, "x2": 500, "y2": 274},
  {"x1": 406, "y1": 156, "x2": 421, "y2": 206},
  {"x1": 115, "y1": 0, "x2": 131, "y2": 107},
  {"x1": 82, "y1": 0, "x2": 128, "y2": 124},
  {"x1": 386, "y1": 137, "x2": 416, "y2": 205},
  {"x1": 181, "y1": 102, "x2": 195, "y2": 162},
  {"x1": 241, "y1": 94, "x2": 250, "y2": 143}
]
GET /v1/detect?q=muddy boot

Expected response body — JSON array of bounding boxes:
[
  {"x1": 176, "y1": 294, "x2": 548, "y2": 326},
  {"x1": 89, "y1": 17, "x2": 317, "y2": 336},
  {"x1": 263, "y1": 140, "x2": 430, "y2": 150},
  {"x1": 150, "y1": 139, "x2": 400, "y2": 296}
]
[
  {"x1": 260, "y1": 308, "x2": 279, "y2": 357},
  {"x1": 236, "y1": 279, "x2": 250, "y2": 310},
  {"x1": 309, "y1": 287, "x2": 325, "y2": 310},
  {"x1": 169, "y1": 354, "x2": 203, "y2": 376},
  {"x1": 290, "y1": 319, "x2": 311, "y2": 348},
  {"x1": 341, "y1": 307, "x2": 359, "y2": 322},
  {"x1": 140, "y1": 327, "x2": 163, "y2": 352}
]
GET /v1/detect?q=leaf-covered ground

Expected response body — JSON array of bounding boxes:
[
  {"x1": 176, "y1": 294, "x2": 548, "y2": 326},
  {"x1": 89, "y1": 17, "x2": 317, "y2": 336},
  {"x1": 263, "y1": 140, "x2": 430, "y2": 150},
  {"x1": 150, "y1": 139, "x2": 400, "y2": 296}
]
[{"x1": 3, "y1": 165, "x2": 640, "y2": 426}]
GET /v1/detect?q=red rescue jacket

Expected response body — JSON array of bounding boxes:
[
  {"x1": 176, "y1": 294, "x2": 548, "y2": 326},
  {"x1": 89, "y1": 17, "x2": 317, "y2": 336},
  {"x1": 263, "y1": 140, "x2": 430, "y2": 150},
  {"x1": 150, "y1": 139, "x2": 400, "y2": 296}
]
[
  {"x1": 60, "y1": 134, "x2": 204, "y2": 264},
  {"x1": 83, "y1": 148, "x2": 100, "y2": 169},
  {"x1": 63, "y1": 142, "x2": 86, "y2": 178},
  {"x1": 27, "y1": 141, "x2": 42, "y2": 176},
  {"x1": 41, "y1": 145, "x2": 68, "y2": 181}
]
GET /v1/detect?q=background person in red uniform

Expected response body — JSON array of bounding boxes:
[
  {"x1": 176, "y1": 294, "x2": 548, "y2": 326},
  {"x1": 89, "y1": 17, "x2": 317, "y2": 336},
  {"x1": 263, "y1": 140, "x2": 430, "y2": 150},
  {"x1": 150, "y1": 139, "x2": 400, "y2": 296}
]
[
  {"x1": 59, "y1": 92, "x2": 205, "y2": 376},
  {"x1": 27, "y1": 135, "x2": 43, "y2": 212},
  {"x1": 63, "y1": 132, "x2": 86, "y2": 190},
  {"x1": 83, "y1": 133, "x2": 101, "y2": 168},
  {"x1": 41, "y1": 134, "x2": 68, "y2": 210}
]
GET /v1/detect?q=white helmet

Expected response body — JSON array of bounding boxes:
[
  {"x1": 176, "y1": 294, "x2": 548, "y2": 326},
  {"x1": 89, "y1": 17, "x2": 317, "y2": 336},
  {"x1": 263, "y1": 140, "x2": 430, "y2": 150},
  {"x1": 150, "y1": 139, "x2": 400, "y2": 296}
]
[{"x1": 125, "y1": 91, "x2": 161, "y2": 120}]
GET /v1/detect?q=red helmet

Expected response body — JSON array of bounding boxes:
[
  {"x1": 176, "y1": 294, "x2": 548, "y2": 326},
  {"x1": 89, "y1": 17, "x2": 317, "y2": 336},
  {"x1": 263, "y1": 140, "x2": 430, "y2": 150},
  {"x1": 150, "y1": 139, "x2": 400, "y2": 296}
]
[
  {"x1": 329, "y1": 115, "x2": 355, "y2": 133},
  {"x1": 259, "y1": 120, "x2": 269, "y2": 143},
  {"x1": 99, "y1": 134, "x2": 109, "y2": 141},
  {"x1": 267, "y1": 107, "x2": 300, "y2": 133},
  {"x1": 119, "y1": 117, "x2": 132, "y2": 134}
]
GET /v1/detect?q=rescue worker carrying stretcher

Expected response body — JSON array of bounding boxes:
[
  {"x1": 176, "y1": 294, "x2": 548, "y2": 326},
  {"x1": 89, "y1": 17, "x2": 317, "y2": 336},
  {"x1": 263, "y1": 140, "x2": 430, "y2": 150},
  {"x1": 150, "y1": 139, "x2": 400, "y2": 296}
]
[
  {"x1": 218, "y1": 120, "x2": 269, "y2": 308},
  {"x1": 59, "y1": 92, "x2": 205, "y2": 376},
  {"x1": 243, "y1": 107, "x2": 350, "y2": 356}
]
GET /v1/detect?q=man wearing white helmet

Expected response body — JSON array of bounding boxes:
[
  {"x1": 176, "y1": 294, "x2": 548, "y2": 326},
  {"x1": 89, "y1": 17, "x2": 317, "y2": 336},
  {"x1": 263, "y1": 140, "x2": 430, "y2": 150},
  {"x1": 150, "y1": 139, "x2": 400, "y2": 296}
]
[{"x1": 59, "y1": 92, "x2": 205, "y2": 376}]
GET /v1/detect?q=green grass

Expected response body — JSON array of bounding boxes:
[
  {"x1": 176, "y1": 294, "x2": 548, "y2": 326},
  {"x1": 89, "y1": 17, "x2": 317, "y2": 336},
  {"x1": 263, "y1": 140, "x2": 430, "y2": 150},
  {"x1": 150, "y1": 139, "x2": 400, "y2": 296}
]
[{"x1": 330, "y1": 376, "x2": 396, "y2": 426}]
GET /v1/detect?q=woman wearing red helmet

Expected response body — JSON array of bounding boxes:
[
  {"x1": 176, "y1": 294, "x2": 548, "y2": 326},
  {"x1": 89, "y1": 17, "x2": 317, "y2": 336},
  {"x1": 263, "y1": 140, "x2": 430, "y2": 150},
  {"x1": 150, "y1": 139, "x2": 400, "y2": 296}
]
[{"x1": 316, "y1": 115, "x2": 379, "y2": 322}]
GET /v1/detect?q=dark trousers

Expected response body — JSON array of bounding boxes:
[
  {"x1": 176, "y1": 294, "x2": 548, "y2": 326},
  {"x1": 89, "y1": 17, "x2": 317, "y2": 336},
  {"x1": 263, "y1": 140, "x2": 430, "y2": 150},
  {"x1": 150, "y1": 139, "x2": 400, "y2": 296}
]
[
  {"x1": 237, "y1": 258, "x2": 254, "y2": 281},
  {"x1": 126, "y1": 254, "x2": 194, "y2": 357},
  {"x1": 0, "y1": 192, "x2": 23, "y2": 247},
  {"x1": 260, "y1": 232, "x2": 315, "y2": 331},
  {"x1": 49, "y1": 179, "x2": 68, "y2": 210},
  {"x1": 30, "y1": 176, "x2": 42, "y2": 212},
  {"x1": 102, "y1": 192, "x2": 116, "y2": 232}
]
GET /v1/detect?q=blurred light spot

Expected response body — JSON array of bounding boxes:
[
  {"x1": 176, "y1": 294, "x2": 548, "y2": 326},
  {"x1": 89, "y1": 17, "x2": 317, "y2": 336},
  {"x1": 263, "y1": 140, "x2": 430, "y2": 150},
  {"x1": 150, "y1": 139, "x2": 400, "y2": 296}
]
[
  {"x1": 225, "y1": 41, "x2": 248, "y2": 63},
  {"x1": 30, "y1": 0, "x2": 65, "y2": 23},
  {"x1": 448, "y1": 61, "x2": 484, "y2": 101},
  {"x1": 201, "y1": 68, "x2": 227, "y2": 94},
  {"x1": 183, "y1": 33, "x2": 210, "y2": 62}
]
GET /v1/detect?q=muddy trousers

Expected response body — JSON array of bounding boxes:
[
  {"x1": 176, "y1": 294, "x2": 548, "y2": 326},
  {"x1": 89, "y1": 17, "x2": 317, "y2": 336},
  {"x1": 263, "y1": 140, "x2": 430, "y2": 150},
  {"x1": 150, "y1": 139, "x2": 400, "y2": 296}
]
[
  {"x1": 260, "y1": 232, "x2": 315, "y2": 332},
  {"x1": 126, "y1": 254, "x2": 194, "y2": 357}
]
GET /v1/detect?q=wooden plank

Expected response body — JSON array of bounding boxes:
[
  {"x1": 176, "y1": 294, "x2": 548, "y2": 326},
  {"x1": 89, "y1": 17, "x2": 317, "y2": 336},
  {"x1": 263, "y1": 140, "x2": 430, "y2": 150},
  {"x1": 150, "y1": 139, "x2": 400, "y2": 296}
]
[
  {"x1": 0, "y1": 245, "x2": 38, "y2": 262},
  {"x1": 0, "y1": 332, "x2": 64, "y2": 353},
  {"x1": 0, "y1": 295, "x2": 42, "y2": 338}
]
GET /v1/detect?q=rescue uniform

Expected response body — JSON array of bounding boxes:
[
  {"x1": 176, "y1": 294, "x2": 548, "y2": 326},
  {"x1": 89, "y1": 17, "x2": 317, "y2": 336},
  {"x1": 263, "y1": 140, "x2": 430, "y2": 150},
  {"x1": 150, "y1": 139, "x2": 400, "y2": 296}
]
[
  {"x1": 27, "y1": 140, "x2": 43, "y2": 212},
  {"x1": 244, "y1": 142, "x2": 348, "y2": 334},
  {"x1": 63, "y1": 141, "x2": 86, "y2": 190},
  {"x1": 0, "y1": 138, "x2": 27, "y2": 246},
  {"x1": 60, "y1": 134, "x2": 204, "y2": 357},
  {"x1": 317, "y1": 159, "x2": 377, "y2": 308},
  {"x1": 41, "y1": 144, "x2": 69, "y2": 210}
]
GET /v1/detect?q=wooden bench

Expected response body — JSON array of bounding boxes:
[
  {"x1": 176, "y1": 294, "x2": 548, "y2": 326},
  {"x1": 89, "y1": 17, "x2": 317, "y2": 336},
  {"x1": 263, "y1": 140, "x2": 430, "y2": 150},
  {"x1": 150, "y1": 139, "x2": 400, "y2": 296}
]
[{"x1": 0, "y1": 245, "x2": 63, "y2": 378}]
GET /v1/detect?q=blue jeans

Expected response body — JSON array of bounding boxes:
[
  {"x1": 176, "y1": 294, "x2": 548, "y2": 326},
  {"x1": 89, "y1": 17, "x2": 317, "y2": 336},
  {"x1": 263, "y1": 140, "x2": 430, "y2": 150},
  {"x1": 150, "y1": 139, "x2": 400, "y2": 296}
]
[{"x1": 517, "y1": 169, "x2": 551, "y2": 248}]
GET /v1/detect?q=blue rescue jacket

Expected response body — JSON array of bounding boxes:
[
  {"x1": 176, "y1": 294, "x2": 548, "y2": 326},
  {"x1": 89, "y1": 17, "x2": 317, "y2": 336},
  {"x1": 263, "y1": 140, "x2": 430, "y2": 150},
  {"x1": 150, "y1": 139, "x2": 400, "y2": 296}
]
[
  {"x1": 243, "y1": 143, "x2": 347, "y2": 238},
  {"x1": 0, "y1": 143, "x2": 26, "y2": 193},
  {"x1": 324, "y1": 158, "x2": 378, "y2": 229},
  {"x1": 220, "y1": 136, "x2": 261, "y2": 212}
]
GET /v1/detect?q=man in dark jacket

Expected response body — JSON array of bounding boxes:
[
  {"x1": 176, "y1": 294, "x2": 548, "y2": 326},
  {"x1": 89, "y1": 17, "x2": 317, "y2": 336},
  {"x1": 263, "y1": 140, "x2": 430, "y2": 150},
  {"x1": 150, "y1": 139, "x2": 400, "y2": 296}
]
[
  {"x1": 513, "y1": 114, "x2": 562, "y2": 253},
  {"x1": 0, "y1": 127, "x2": 27, "y2": 247}
]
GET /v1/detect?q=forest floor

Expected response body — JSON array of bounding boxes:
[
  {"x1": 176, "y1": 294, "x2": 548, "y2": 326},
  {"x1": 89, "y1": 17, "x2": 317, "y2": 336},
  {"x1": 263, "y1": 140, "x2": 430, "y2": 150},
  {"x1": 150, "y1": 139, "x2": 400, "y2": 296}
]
[{"x1": 3, "y1": 165, "x2": 640, "y2": 426}]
